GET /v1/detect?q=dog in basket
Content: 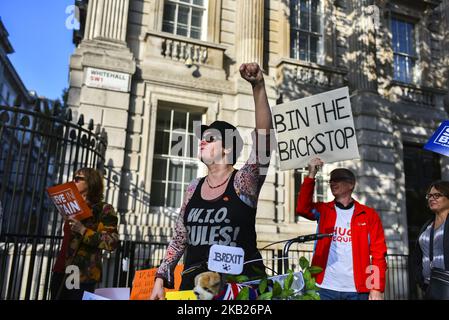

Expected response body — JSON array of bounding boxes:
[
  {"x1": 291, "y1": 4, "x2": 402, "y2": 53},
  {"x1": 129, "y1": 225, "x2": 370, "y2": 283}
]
[{"x1": 193, "y1": 271, "x2": 259, "y2": 300}]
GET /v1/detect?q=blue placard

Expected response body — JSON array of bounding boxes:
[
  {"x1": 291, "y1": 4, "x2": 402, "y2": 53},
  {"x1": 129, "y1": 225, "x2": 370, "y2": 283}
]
[{"x1": 424, "y1": 121, "x2": 449, "y2": 157}]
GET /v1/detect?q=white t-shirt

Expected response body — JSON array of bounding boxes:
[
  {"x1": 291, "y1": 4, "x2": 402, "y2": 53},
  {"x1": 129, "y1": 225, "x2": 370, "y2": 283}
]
[{"x1": 319, "y1": 205, "x2": 357, "y2": 292}]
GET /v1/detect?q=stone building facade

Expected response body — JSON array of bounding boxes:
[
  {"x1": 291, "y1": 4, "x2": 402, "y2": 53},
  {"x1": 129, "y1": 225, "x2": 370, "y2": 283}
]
[
  {"x1": 67, "y1": 0, "x2": 449, "y2": 260},
  {"x1": 0, "y1": 19, "x2": 33, "y2": 108}
]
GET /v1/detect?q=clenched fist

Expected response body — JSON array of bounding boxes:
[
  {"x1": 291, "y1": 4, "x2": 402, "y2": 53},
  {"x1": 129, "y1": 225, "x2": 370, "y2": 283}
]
[
  {"x1": 308, "y1": 157, "x2": 324, "y2": 178},
  {"x1": 239, "y1": 63, "x2": 264, "y2": 87}
]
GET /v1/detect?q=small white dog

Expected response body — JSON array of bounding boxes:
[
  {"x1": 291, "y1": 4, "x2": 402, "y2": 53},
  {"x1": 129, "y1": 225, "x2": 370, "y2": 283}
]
[{"x1": 193, "y1": 272, "x2": 223, "y2": 300}]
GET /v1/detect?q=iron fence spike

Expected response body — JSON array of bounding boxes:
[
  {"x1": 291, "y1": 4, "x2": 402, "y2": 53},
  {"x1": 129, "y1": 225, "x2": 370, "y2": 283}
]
[{"x1": 78, "y1": 113, "x2": 84, "y2": 126}]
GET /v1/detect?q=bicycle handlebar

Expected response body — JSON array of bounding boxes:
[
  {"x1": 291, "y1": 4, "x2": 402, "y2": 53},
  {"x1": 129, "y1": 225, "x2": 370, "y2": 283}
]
[{"x1": 282, "y1": 233, "x2": 333, "y2": 272}]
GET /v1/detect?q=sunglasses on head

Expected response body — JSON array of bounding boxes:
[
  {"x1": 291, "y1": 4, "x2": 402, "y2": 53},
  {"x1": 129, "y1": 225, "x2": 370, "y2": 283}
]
[{"x1": 74, "y1": 176, "x2": 86, "y2": 183}]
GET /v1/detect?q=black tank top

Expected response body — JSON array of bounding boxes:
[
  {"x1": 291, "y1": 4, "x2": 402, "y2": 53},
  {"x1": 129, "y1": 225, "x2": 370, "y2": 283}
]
[{"x1": 180, "y1": 170, "x2": 266, "y2": 289}]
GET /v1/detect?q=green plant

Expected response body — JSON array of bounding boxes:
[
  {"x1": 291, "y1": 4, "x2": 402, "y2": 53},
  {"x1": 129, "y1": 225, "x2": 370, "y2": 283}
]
[
  {"x1": 233, "y1": 256, "x2": 322, "y2": 300},
  {"x1": 225, "y1": 275, "x2": 249, "y2": 284},
  {"x1": 296, "y1": 256, "x2": 322, "y2": 300}
]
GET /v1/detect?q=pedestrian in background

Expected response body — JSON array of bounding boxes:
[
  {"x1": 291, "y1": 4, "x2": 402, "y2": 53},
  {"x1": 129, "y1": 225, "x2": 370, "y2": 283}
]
[
  {"x1": 50, "y1": 168, "x2": 119, "y2": 300},
  {"x1": 414, "y1": 180, "x2": 449, "y2": 299}
]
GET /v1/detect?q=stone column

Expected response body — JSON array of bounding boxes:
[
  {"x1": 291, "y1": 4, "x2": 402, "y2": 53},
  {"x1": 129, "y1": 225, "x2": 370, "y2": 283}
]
[
  {"x1": 84, "y1": 0, "x2": 130, "y2": 42},
  {"x1": 348, "y1": 0, "x2": 378, "y2": 93},
  {"x1": 67, "y1": 0, "x2": 136, "y2": 215},
  {"x1": 235, "y1": 0, "x2": 264, "y2": 66},
  {"x1": 233, "y1": 1, "x2": 282, "y2": 246}
]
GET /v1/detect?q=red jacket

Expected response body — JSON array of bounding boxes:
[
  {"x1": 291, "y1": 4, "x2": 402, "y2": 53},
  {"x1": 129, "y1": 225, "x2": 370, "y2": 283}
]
[{"x1": 295, "y1": 177, "x2": 388, "y2": 293}]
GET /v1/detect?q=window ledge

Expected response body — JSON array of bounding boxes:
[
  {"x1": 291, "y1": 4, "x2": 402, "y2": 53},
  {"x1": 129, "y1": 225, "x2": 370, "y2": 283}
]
[
  {"x1": 387, "y1": 80, "x2": 447, "y2": 107},
  {"x1": 274, "y1": 58, "x2": 348, "y2": 89},
  {"x1": 274, "y1": 58, "x2": 348, "y2": 75},
  {"x1": 145, "y1": 30, "x2": 227, "y2": 52},
  {"x1": 389, "y1": 80, "x2": 447, "y2": 95},
  {"x1": 144, "y1": 31, "x2": 227, "y2": 70}
]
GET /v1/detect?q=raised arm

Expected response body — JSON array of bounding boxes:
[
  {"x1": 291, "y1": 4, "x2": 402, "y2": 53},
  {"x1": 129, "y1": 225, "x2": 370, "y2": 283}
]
[
  {"x1": 295, "y1": 158, "x2": 324, "y2": 221},
  {"x1": 239, "y1": 63, "x2": 272, "y2": 131},
  {"x1": 235, "y1": 64, "x2": 274, "y2": 206}
]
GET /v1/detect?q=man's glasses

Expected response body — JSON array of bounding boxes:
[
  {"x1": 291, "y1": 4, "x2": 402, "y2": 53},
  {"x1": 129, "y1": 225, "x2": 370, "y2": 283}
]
[
  {"x1": 425, "y1": 193, "x2": 447, "y2": 200},
  {"x1": 74, "y1": 176, "x2": 86, "y2": 183}
]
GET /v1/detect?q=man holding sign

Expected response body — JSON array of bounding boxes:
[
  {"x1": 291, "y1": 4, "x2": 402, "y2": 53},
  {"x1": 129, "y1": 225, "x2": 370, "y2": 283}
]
[{"x1": 296, "y1": 158, "x2": 387, "y2": 300}]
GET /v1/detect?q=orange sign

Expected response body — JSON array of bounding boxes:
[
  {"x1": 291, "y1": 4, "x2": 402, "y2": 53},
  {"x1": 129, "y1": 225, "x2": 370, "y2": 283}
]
[
  {"x1": 47, "y1": 181, "x2": 92, "y2": 221},
  {"x1": 130, "y1": 265, "x2": 184, "y2": 300},
  {"x1": 130, "y1": 268, "x2": 157, "y2": 300}
]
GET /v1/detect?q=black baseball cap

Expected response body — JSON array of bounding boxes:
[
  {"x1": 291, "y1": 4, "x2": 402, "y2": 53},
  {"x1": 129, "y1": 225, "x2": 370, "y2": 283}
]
[
  {"x1": 196, "y1": 120, "x2": 243, "y2": 164},
  {"x1": 198, "y1": 121, "x2": 238, "y2": 138},
  {"x1": 330, "y1": 168, "x2": 356, "y2": 183}
]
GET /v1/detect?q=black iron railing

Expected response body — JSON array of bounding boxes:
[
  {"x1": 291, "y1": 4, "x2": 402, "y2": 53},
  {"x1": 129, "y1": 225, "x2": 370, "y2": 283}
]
[
  {"x1": 0, "y1": 232, "x2": 411, "y2": 300},
  {"x1": 0, "y1": 102, "x2": 107, "y2": 300}
]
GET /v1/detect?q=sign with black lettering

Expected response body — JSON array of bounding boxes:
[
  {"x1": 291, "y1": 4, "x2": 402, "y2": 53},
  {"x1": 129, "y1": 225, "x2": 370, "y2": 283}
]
[
  {"x1": 272, "y1": 87, "x2": 360, "y2": 170},
  {"x1": 85, "y1": 67, "x2": 130, "y2": 92},
  {"x1": 208, "y1": 245, "x2": 244, "y2": 275}
]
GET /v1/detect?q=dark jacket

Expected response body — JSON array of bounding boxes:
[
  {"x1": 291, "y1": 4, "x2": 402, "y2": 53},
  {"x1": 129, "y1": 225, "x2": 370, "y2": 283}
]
[{"x1": 413, "y1": 217, "x2": 449, "y2": 290}]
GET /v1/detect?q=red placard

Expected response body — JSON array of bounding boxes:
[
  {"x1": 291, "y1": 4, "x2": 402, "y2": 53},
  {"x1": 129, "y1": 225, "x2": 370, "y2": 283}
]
[{"x1": 47, "y1": 181, "x2": 92, "y2": 221}]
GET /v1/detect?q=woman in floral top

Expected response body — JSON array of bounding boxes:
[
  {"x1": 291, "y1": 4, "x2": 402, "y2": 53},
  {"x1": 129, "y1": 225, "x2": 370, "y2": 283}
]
[
  {"x1": 50, "y1": 168, "x2": 119, "y2": 300},
  {"x1": 150, "y1": 63, "x2": 274, "y2": 299}
]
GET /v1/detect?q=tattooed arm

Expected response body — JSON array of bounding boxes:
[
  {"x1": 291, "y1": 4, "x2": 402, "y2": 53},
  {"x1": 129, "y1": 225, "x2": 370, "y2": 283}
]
[
  {"x1": 234, "y1": 130, "x2": 273, "y2": 209},
  {"x1": 149, "y1": 178, "x2": 199, "y2": 299},
  {"x1": 236, "y1": 62, "x2": 274, "y2": 209}
]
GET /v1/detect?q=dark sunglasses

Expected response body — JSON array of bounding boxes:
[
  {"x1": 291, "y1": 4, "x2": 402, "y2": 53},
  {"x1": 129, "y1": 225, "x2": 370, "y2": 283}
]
[
  {"x1": 74, "y1": 176, "x2": 86, "y2": 183},
  {"x1": 202, "y1": 133, "x2": 221, "y2": 143}
]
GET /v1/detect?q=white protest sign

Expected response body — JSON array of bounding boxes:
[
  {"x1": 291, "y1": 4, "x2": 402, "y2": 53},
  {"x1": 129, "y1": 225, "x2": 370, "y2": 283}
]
[
  {"x1": 82, "y1": 291, "x2": 110, "y2": 300},
  {"x1": 208, "y1": 244, "x2": 245, "y2": 275},
  {"x1": 272, "y1": 87, "x2": 359, "y2": 170}
]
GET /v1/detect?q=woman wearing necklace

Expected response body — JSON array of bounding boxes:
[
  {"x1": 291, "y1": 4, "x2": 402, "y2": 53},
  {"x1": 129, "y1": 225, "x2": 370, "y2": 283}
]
[{"x1": 150, "y1": 62, "x2": 273, "y2": 299}]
